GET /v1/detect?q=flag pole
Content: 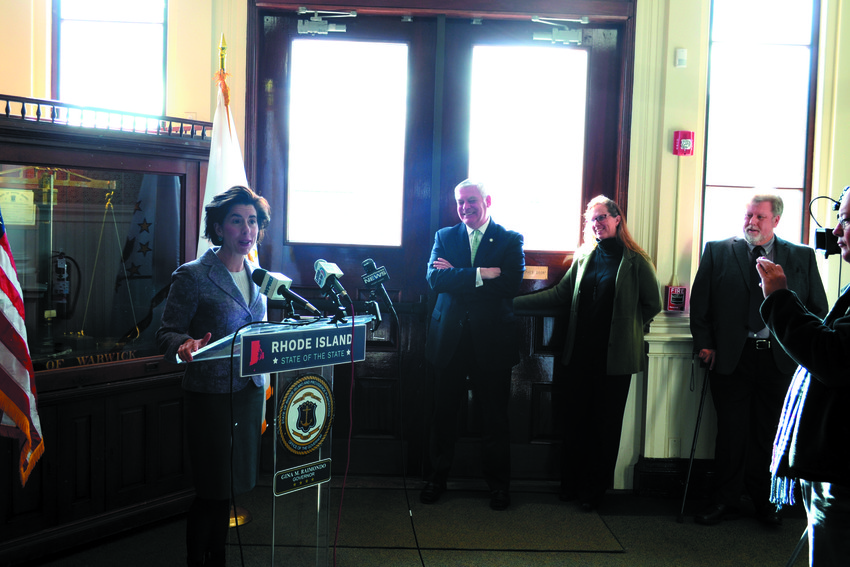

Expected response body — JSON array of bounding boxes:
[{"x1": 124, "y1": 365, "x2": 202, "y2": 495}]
[
  {"x1": 199, "y1": 33, "x2": 248, "y2": 260},
  {"x1": 214, "y1": 34, "x2": 231, "y2": 129},
  {"x1": 212, "y1": 33, "x2": 256, "y2": 528}
]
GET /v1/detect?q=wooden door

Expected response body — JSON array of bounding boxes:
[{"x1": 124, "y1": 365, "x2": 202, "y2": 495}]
[{"x1": 249, "y1": 9, "x2": 631, "y2": 482}]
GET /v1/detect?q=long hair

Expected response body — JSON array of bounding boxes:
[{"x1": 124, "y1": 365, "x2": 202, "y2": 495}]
[{"x1": 580, "y1": 195, "x2": 652, "y2": 262}]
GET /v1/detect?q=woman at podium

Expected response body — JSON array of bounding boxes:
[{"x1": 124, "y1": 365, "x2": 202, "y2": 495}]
[{"x1": 156, "y1": 185, "x2": 271, "y2": 567}]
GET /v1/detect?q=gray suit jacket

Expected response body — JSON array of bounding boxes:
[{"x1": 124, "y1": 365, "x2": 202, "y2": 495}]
[
  {"x1": 156, "y1": 248, "x2": 266, "y2": 393},
  {"x1": 690, "y1": 235, "x2": 828, "y2": 375}
]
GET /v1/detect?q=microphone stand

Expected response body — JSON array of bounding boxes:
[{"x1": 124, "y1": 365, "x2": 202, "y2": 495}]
[
  {"x1": 282, "y1": 298, "x2": 295, "y2": 320},
  {"x1": 327, "y1": 293, "x2": 348, "y2": 324},
  {"x1": 266, "y1": 298, "x2": 297, "y2": 321},
  {"x1": 364, "y1": 291, "x2": 383, "y2": 331}
]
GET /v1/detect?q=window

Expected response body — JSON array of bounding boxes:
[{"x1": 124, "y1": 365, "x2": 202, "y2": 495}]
[
  {"x1": 701, "y1": 0, "x2": 818, "y2": 245},
  {"x1": 55, "y1": 0, "x2": 167, "y2": 116},
  {"x1": 468, "y1": 45, "x2": 588, "y2": 251},
  {"x1": 287, "y1": 39, "x2": 408, "y2": 246}
]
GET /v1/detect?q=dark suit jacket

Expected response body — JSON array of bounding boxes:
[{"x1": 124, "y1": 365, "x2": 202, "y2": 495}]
[
  {"x1": 761, "y1": 287, "x2": 850, "y2": 485},
  {"x1": 425, "y1": 219, "x2": 525, "y2": 371},
  {"x1": 690, "y1": 235, "x2": 828, "y2": 375},
  {"x1": 156, "y1": 248, "x2": 267, "y2": 393}
]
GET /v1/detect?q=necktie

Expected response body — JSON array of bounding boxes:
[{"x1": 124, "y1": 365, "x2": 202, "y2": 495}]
[
  {"x1": 748, "y1": 245, "x2": 766, "y2": 332},
  {"x1": 470, "y1": 229, "x2": 482, "y2": 265}
]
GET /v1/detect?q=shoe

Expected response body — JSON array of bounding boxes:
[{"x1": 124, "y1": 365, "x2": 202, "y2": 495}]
[
  {"x1": 420, "y1": 481, "x2": 446, "y2": 504},
  {"x1": 694, "y1": 503, "x2": 740, "y2": 525},
  {"x1": 490, "y1": 490, "x2": 511, "y2": 511},
  {"x1": 756, "y1": 504, "x2": 783, "y2": 526}
]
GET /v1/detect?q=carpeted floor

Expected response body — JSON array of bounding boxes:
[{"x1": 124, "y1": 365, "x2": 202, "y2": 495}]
[
  {"x1": 21, "y1": 474, "x2": 810, "y2": 567},
  {"x1": 246, "y1": 479, "x2": 622, "y2": 552}
]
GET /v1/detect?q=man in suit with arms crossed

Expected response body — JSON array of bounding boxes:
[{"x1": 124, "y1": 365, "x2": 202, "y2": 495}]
[
  {"x1": 421, "y1": 179, "x2": 525, "y2": 511},
  {"x1": 690, "y1": 194, "x2": 828, "y2": 526}
]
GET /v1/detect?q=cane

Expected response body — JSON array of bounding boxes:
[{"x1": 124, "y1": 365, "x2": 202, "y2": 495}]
[
  {"x1": 677, "y1": 355, "x2": 710, "y2": 523},
  {"x1": 785, "y1": 527, "x2": 807, "y2": 567}
]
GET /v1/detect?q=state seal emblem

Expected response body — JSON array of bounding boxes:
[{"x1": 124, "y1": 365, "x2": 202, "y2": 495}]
[{"x1": 277, "y1": 374, "x2": 334, "y2": 455}]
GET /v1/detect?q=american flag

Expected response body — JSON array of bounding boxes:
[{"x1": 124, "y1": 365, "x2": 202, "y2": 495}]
[{"x1": 0, "y1": 206, "x2": 44, "y2": 486}]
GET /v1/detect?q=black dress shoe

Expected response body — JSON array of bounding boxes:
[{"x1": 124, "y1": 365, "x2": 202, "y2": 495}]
[
  {"x1": 756, "y1": 504, "x2": 783, "y2": 526},
  {"x1": 694, "y1": 503, "x2": 740, "y2": 525},
  {"x1": 490, "y1": 490, "x2": 511, "y2": 511},
  {"x1": 420, "y1": 481, "x2": 446, "y2": 504}
]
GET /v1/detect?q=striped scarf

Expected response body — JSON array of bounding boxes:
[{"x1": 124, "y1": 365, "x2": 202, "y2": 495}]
[{"x1": 769, "y1": 365, "x2": 811, "y2": 508}]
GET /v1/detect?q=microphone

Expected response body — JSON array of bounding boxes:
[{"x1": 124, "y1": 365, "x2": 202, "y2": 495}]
[
  {"x1": 251, "y1": 268, "x2": 321, "y2": 316},
  {"x1": 361, "y1": 258, "x2": 396, "y2": 317},
  {"x1": 314, "y1": 259, "x2": 352, "y2": 307}
]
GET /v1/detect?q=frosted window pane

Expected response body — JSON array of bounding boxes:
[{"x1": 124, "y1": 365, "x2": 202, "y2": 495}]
[
  {"x1": 701, "y1": 187, "x2": 803, "y2": 246},
  {"x1": 468, "y1": 45, "x2": 587, "y2": 252},
  {"x1": 287, "y1": 40, "x2": 407, "y2": 247},
  {"x1": 712, "y1": 0, "x2": 813, "y2": 45},
  {"x1": 705, "y1": 43, "x2": 810, "y2": 188},
  {"x1": 62, "y1": 0, "x2": 165, "y2": 23},
  {"x1": 60, "y1": 21, "x2": 164, "y2": 115}
]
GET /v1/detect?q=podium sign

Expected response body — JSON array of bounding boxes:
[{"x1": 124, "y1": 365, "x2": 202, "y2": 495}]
[
  {"x1": 241, "y1": 320, "x2": 367, "y2": 376},
  {"x1": 177, "y1": 315, "x2": 373, "y2": 369},
  {"x1": 176, "y1": 315, "x2": 373, "y2": 566},
  {"x1": 274, "y1": 458, "x2": 332, "y2": 496}
]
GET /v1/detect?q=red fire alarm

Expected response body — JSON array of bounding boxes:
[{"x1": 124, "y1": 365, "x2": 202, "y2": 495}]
[
  {"x1": 673, "y1": 130, "x2": 695, "y2": 156},
  {"x1": 665, "y1": 285, "x2": 688, "y2": 311}
]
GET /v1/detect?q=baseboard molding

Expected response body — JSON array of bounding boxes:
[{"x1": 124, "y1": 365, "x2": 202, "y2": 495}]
[
  {"x1": 633, "y1": 456, "x2": 715, "y2": 499},
  {"x1": 0, "y1": 489, "x2": 194, "y2": 565}
]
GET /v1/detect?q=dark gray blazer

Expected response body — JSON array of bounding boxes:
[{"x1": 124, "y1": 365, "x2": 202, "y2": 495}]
[
  {"x1": 156, "y1": 248, "x2": 266, "y2": 393},
  {"x1": 690, "y1": 235, "x2": 828, "y2": 375}
]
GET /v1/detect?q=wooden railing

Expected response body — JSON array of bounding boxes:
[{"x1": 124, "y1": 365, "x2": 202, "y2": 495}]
[{"x1": 1, "y1": 94, "x2": 212, "y2": 142}]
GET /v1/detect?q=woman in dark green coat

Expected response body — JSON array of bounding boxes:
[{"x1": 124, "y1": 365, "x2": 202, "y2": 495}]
[{"x1": 514, "y1": 196, "x2": 662, "y2": 510}]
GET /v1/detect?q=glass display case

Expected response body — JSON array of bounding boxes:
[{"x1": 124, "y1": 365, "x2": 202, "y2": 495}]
[
  {"x1": 0, "y1": 97, "x2": 209, "y2": 563},
  {"x1": 1, "y1": 166, "x2": 181, "y2": 372}
]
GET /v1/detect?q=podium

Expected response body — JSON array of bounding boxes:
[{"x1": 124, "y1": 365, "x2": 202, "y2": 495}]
[{"x1": 181, "y1": 315, "x2": 373, "y2": 566}]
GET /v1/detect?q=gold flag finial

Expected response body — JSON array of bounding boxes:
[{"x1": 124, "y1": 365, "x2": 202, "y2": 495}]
[
  {"x1": 214, "y1": 34, "x2": 231, "y2": 108},
  {"x1": 219, "y1": 34, "x2": 227, "y2": 72}
]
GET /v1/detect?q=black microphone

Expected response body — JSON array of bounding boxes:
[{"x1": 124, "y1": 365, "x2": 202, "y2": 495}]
[
  {"x1": 314, "y1": 259, "x2": 352, "y2": 307},
  {"x1": 251, "y1": 268, "x2": 321, "y2": 316},
  {"x1": 361, "y1": 258, "x2": 396, "y2": 317}
]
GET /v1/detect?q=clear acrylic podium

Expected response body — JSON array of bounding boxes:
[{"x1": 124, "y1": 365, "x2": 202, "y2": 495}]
[{"x1": 181, "y1": 315, "x2": 372, "y2": 566}]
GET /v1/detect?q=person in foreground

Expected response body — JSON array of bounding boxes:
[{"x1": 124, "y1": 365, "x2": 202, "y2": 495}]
[
  {"x1": 513, "y1": 196, "x2": 661, "y2": 511},
  {"x1": 756, "y1": 188, "x2": 850, "y2": 566},
  {"x1": 690, "y1": 194, "x2": 828, "y2": 526},
  {"x1": 422, "y1": 179, "x2": 525, "y2": 511},
  {"x1": 156, "y1": 186, "x2": 271, "y2": 566}
]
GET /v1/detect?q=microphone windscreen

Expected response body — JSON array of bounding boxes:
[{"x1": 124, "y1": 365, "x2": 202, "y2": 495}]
[{"x1": 251, "y1": 268, "x2": 268, "y2": 287}]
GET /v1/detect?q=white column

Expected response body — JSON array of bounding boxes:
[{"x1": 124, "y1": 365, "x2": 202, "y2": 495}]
[{"x1": 644, "y1": 313, "x2": 715, "y2": 461}]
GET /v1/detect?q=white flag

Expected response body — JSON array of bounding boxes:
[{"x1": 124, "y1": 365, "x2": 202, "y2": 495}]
[
  {"x1": 197, "y1": 85, "x2": 249, "y2": 260},
  {"x1": 201, "y1": 71, "x2": 269, "y2": 416}
]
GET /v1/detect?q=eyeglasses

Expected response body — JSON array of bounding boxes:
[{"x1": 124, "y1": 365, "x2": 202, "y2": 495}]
[
  {"x1": 837, "y1": 217, "x2": 850, "y2": 230},
  {"x1": 589, "y1": 214, "x2": 613, "y2": 223}
]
